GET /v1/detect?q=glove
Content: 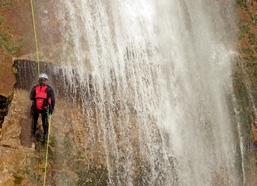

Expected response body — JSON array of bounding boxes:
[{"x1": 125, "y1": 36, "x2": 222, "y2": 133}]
[{"x1": 48, "y1": 106, "x2": 54, "y2": 115}]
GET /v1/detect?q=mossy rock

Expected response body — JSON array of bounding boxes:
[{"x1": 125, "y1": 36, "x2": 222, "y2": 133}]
[
  {"x1": 0, "y1": 0, "x2": 13, "y2": 8},
  {"x1": 239, "y1": 24, "x2": 250, "y2": 39},
  {"x1": 236, "y1": 0, "x2": 248, "y2": 9},
  {"x1": 248, "y1": 32, "x2": 256, "y2": 46},
  {"x1": 0, "y1": 32, "x2": 21, "y2": 56},
  {"x1": 0, "y1": 15, "x2": 4, "y2": 25}
]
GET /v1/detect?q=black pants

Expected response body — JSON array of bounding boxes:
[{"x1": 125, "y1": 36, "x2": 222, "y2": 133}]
[{"x1": 32, "y1": 109, "x2": 48, "y2": 137}]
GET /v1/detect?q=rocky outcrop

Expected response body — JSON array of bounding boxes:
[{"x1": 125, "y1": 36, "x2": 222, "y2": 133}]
[
  {"x1": 0, "y1": 90, "x2": 35, "y2": 186},
  {"x1": 0, "y1": 54, "x2": 15, "y2": 128},
  {"x1": 0, "y1": 0, "x2": 32, "y2": 127}
]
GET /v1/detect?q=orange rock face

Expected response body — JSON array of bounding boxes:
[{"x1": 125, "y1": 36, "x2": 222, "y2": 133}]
[
  {"x1": 0, "y1": 0, "x2": 33, "y2": 56},
  {"x1": 0, "y1": 54, "x2": 15, "y2": 98},
  {"x1": 0, "y1": 0, "x2": 31, "y2": 99}
]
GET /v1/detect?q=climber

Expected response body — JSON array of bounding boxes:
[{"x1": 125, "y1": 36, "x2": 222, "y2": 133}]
[{"x1": 30, "y1": 73, "x2": 55, "y2": 143}]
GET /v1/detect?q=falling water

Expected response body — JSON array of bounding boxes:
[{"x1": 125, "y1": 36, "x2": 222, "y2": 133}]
[{"x1": 45, "y1": 0, "x2": 242, "y2": 185}]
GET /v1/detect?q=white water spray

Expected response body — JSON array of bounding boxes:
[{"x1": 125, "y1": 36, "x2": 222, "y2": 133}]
[{"x1": 50, "y1": 0, "x2": 242, "y2": 185}]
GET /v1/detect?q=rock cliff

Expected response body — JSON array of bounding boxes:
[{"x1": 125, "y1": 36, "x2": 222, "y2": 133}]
[{"x1": 0, "y1": 0, "x2": 256, "y2": 185}]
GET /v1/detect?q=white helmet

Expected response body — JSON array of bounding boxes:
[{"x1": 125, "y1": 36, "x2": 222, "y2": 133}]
[{"x1": 39, "y1": 73, "x2": 48, "y2": 80}]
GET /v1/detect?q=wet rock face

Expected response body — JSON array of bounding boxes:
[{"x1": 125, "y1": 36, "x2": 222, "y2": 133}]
[{"x1": 233, "y1": 1, "x2": 257, "y2": 185}]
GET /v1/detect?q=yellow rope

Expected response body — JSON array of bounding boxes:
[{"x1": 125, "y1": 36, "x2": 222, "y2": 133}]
[
  {"x1": 30, "y1": 1, "x2": 52, "y2": 185},
  {"x1": 30, "y1": 0, "x2": 40, "y2": 76},
  {"x1": 43, "y1": 115, "x2": 52, "y2": 186}
]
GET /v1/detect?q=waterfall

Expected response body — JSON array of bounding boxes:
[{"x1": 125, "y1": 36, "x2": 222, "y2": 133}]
[{"x1": 48, "y1": 0, "x2": 242, "y2": 185}]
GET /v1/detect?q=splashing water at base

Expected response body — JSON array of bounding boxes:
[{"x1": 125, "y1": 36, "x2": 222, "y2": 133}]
[{"x1": 49, "y1": 0, "x2": 242, "y2": 185}]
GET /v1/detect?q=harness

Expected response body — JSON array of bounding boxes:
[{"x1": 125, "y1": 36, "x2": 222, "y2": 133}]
[{"x1": 35, "y1": 85, "x2": 50, "y2": 110}]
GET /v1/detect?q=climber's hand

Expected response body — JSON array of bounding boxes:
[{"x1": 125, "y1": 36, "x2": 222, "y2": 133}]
[{"x1": 48, "y1": 106, "x2": 54, "y2": 115}]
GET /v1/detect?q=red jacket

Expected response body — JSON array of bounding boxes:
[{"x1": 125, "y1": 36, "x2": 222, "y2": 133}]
[{"x1": 30, "y1": 84, "x2": 55, "y2": 111}]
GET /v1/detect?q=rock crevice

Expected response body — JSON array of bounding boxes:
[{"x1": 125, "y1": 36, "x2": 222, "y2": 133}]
[{"x1": 0, "y1": 95, "x2": 12, "y2": 128}]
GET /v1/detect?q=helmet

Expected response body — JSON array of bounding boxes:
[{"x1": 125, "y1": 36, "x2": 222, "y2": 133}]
[{"x1": 39, "y1": 73, "x2": 48, "y2": 80}]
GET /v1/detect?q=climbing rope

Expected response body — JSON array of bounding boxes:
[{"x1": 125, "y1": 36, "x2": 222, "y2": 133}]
[
  {"x1": 30, "y1": 0, "x2": 52, "y2": 185},
  {"x1": 30, "y1": 0, "x2": 40, "y2": 76},
  {"x1": 43, "y1": 114, "x2": 52, "y2": 186}
]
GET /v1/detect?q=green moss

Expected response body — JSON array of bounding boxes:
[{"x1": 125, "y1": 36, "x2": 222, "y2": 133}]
[
  {"x1": 251, "y1": 57, "x2": 257, "y2": 63},
  {"x1": 0, "y1": 3, "x2": 21, "y2": 56},
  {"x1": 0, "y1": 32, "x2": 21, "y2": 55},
  {"x1": 0, "y1": 0, "x2": 12, "y2": 8},
  {"x1": 239, "y1": 24, "x2": 249, "y2": 39},
  {"x1": 0, "y1": 15, "x2": 4, "y2": 25},
  {"x1": 241, "y1": 48, "x2": 254, "y2": 55},
  {"x1": 248, "y1": 32, "x2": 256, "y2": 46},
  {"x1": 236, "y1": 0, "x2": 248, "y2": 9}
]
